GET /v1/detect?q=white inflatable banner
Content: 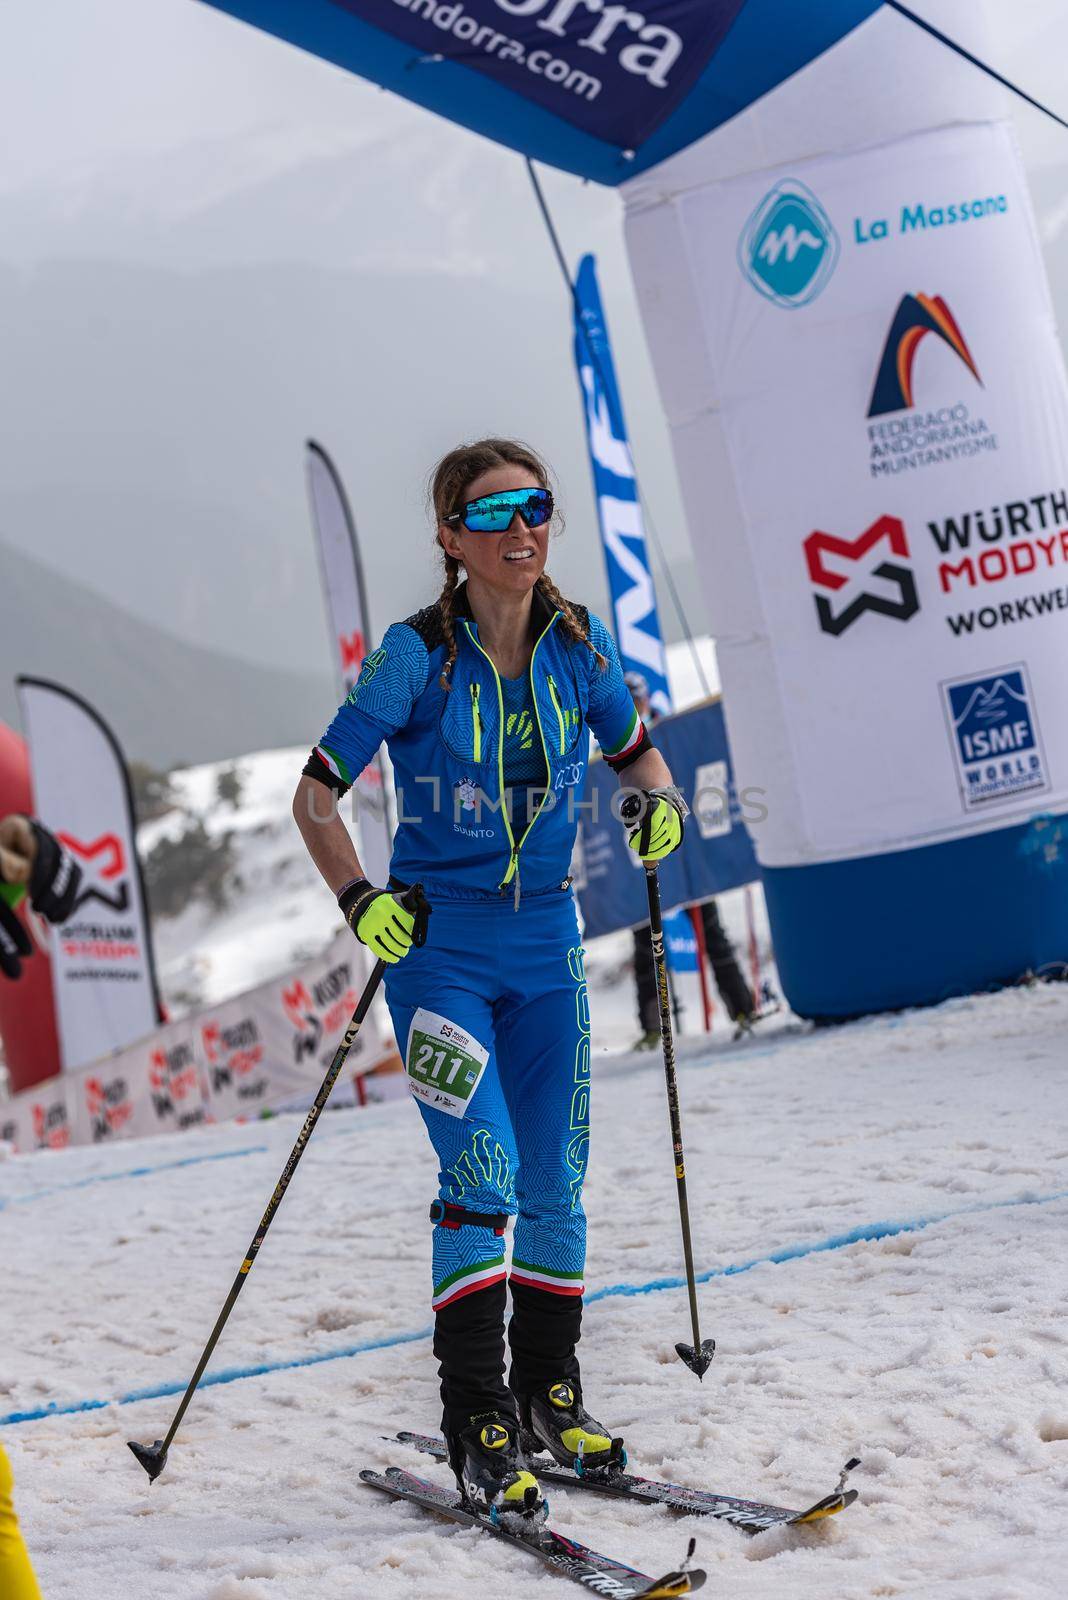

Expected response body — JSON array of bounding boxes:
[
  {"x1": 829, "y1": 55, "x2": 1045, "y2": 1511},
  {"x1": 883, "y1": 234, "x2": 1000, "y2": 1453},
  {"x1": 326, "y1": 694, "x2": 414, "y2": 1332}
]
[
  {"x1": 627, "y1": 118, "x2": 1068, "y2": 867},
  {"x1": 1, "y1": 931, "x2": 388, "y2": 1152},
  {"x1": 305, "y1": 441, "x2": 394, "y2": 888},
  {"x1": 17, "y1": 678, "x2": 160, "y2": 1070}
]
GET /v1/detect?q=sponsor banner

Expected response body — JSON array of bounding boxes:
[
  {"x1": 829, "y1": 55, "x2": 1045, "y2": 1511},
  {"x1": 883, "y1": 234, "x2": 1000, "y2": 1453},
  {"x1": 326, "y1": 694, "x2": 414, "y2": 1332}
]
[
  {"x1": 663, "y1": 907, "x2": 698, "y2": 973},
  {"x1": 572, "y1": 253, "x2": 671, "y2": 717},
  {"x1": 626, "y1": 118, "x2": 1068, "y2": 866},
  {"x1": 200, "y1": 1005, "x2": 270, "y2": 1121},
  {"x1": 305, "y1": 441, "x2": 394, "y2": 887},
  {"x1": 0, "y1": 1077, "x2": 74, "y2": 1154},
  {"x1": 264, "y1": 930, "x2": 381, "y2": 1110},
  {"x1": 207, "y1": 1, "x2": 741, "y2": 160},
  {"x1": 16, "y1": 679, "x2": 161, "y2": 1070},
  {"x1": 1, "y1": 931, "x2": 385, "y2": 1151}
]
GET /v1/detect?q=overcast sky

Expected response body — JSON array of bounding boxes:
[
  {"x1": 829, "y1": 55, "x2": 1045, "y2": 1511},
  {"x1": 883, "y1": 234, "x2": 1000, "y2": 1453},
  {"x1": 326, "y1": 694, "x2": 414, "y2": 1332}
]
[{"x1": 2, "y1": 0, "x2": 1068, "y2": 689}]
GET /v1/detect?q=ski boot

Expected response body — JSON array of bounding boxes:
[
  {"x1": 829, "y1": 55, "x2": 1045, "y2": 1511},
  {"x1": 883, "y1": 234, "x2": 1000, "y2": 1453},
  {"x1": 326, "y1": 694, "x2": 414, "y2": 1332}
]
[
  {"x1": 518, "y1": 1381, "x2": 626, "y2": 1477},
  {"x1": 630, "y1": 1029, "x2": 660, "y2": 1052},
  {"x1": 446, "y1": 1411, "x2": 546, "y2": 1526}
]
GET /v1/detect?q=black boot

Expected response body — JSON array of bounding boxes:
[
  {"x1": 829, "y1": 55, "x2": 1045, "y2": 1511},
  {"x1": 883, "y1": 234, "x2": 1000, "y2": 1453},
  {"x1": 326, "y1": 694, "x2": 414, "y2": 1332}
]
[
  {"x1": 435, "y1": 1278, "x2": 545, "y2": 1519},
  {"x1": 517, "y1": 1379, "x2": 624, "y2": 1474},
  {"x1": 508, "y1": 1280, "x2": 625, "y2": 1474},
  {"x1": 445, "y1": 1411, "x2": 545, "y2": 1522}
]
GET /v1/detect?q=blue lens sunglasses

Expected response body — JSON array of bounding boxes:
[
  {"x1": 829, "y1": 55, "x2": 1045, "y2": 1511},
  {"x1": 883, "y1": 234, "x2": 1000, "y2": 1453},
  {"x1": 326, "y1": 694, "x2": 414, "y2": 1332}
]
[{"x1": 443, "y1": 487, "x2": 554, "y2": 533}]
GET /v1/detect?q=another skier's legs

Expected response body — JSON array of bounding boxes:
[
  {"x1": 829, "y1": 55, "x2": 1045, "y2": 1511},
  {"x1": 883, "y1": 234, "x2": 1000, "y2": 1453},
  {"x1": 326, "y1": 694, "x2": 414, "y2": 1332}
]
[
  {"x1": 700, "y1": 898, "x2": 754, "y2": 1021},
  {"x1": 631, "y1": 924, "x2": 660, "y2": 1048}
]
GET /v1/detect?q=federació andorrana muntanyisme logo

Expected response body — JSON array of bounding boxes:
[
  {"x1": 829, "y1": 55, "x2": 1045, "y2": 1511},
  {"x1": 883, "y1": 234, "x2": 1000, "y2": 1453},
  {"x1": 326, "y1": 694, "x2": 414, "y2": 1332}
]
[{"x1": 738, "y1": 180, "x2": 840, "y2": 308}]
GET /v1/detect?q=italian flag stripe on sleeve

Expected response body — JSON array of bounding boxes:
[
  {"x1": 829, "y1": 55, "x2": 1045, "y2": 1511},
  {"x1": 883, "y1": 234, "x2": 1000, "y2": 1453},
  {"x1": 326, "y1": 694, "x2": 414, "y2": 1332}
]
[
  {"x1": 510, "y1": 1260, "x2": 585, "y2": 1297},
  {"x1": 431, "y1": 1257, "x2": 507, "y2": 1310},
  {"x1": 604, "y1": 707, "x2": 642, "y2": 760},
  {"x1": 315, "y1": 743, "x2": 352, "y2": 786}
]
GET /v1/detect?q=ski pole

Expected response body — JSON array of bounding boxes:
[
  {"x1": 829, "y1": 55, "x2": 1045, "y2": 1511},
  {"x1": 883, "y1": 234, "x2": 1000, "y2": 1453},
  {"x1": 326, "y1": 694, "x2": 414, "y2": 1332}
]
[
  {"x1": 638, "y1": 853, "x2": 716, "y2": 1380},
  {"x1": 128, "y1": 882, "x2": 429, "y2": 1481}
]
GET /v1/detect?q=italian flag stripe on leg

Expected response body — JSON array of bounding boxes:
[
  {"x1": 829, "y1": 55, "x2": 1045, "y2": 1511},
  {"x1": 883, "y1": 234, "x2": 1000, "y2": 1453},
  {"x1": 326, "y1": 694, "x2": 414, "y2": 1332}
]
[
  {"x1": 510, "y1": 1260, "x2": 585, "y2": 1297},
  {"x1": 432, "y1": 1257, "x2": 507, "y2": 1311}
]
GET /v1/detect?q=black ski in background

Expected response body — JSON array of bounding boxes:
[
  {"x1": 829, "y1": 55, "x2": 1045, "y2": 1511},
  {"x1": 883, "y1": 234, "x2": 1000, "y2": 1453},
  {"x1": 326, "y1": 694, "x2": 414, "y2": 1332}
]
[
  {"x1": 361, "y1": 1466, "x2": 705, "y2": 1598},
  {"x1": 394, "y1": 1430, "x2": 860, "y2": 1534}
]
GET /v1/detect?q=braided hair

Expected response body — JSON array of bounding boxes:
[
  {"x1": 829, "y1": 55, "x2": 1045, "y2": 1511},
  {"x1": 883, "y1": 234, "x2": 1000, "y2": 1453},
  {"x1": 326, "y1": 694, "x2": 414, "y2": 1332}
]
[{"x1": 429, "y1": 438, "x2": 606, "y2": 689}]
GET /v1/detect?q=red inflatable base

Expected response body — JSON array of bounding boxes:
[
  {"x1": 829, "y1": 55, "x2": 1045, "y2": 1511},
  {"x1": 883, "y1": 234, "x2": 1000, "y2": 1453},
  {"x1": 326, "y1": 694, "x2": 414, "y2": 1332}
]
[{"x1": 0, "y1": 719, "x2": 62, "y2": 1094}]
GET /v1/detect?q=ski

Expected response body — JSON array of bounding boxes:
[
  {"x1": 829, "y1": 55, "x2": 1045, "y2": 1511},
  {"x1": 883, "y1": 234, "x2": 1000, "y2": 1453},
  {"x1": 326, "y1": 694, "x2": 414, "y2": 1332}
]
[
  {"x1": 393, "y1": 1432, "x2": 860, "y2": 1534},
  {"x1": 361, "y1": 1466, "x2": 705, "y2": 1597}
]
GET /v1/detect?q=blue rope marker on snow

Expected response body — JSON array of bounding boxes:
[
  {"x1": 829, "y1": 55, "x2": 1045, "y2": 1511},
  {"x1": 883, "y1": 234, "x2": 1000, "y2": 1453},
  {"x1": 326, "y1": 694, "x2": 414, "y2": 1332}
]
[
  {"x1": 0, "y1": 1145, "x2": 269, "y2": 1212},
  {"x1": 3, "y1": 1185, "x2": 1065, "y2": 1429}
]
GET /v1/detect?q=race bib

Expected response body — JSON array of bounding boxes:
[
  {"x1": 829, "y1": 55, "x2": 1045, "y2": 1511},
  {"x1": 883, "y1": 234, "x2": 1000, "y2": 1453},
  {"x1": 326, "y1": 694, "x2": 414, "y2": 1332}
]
[{"x1": 406, "y1": 1008, "x2": 489, "y2": 1119}]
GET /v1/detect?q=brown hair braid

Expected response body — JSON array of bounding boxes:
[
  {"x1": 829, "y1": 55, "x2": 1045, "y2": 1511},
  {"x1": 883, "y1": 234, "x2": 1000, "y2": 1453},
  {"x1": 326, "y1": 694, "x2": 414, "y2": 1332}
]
[
  {"x1": 534, "y1": 571, "x2": 606, "y2": 671},
  {"x1": 428, "y1": 438, "x2": 604, "y2": 688}
]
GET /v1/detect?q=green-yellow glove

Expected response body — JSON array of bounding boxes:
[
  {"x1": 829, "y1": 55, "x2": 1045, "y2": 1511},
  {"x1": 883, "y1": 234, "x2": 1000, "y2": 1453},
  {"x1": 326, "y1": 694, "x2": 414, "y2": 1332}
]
[
  {"x1": 624, "y1": 788, "x2": 687, "y2": 862},
  {"x1": 337, "y1": 879, "x2": 429, "y2": 964}
]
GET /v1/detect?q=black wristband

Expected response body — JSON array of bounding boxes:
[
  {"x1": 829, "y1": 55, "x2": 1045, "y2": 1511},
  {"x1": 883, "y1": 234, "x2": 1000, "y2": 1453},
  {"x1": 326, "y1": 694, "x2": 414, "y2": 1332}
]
[{"x1": 337, "y1": 877, "x2": 376, "y2": 929}]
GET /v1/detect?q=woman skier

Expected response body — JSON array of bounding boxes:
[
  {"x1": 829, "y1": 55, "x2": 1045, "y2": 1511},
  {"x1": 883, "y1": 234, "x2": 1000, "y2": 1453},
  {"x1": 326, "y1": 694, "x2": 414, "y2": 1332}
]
[{"x1": 293, "y1": 439, "x2": 686, "y2": 1522}]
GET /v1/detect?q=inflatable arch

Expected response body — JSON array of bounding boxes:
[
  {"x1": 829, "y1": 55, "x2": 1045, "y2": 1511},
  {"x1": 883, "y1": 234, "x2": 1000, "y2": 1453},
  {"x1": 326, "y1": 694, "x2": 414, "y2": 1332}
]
[{"x1": 199, "y1": 0, "x2": 1068, "y2": 1013}]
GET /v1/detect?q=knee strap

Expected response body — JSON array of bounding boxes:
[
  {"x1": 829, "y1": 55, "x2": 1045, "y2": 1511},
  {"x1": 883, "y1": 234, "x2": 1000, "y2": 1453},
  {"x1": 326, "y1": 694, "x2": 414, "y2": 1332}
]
[{"x1": 430, "y1": 1200, "x2": 509, "y2": 1236}]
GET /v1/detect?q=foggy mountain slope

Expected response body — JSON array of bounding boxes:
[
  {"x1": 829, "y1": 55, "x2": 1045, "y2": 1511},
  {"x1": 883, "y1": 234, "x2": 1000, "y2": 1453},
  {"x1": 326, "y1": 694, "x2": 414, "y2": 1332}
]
[
  {"x1": 0, "y1": 539, "x2": 334, "y2": 766},
  {"x1": 0, "y1": 249, "x2": 701, "y2": 677}
]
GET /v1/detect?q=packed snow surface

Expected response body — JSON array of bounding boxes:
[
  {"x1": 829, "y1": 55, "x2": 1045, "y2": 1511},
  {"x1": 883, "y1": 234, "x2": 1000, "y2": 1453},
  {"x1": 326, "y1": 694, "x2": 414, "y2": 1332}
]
[{"x1": 3, "y1": 981, "x2": 1067, "y2": 1599}]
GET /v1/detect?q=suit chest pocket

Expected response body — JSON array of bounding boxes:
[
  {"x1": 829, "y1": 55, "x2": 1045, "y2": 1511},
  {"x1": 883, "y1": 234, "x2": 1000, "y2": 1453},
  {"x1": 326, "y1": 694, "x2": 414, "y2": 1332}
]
[
  {"x1": 439, "y1": 672, "x2": 492, "y2": 766},
  {"x1": 545, "y1": 671, "x2": 583, "y2": 757}
]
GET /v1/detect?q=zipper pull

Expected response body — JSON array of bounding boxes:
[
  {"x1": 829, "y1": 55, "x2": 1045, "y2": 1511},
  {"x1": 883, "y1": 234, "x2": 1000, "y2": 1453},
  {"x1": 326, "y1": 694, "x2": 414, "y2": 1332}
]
[
  {"x1": 470, "y1": 681, "x2": 481, "y2": 762},
  {"x1": 513, "y1": 858, "x2": 521, "y2": 912}
]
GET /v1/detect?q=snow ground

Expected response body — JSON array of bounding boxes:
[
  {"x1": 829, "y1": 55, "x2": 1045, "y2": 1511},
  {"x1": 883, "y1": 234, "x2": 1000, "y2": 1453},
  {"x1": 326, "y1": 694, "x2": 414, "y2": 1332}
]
[{"x1": 3, "y1": 979, "x2": 1067, "y2": 1599}]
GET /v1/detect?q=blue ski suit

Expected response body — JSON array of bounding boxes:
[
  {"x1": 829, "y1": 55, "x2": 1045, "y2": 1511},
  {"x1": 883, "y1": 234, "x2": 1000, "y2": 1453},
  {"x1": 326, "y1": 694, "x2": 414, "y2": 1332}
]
[{"x1": 304, "y1": 582, "x2": 650, "y2": 1414}]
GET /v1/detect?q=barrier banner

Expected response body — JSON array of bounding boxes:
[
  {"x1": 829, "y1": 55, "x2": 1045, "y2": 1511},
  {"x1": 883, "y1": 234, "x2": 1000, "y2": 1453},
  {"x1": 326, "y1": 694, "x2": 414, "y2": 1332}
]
[
  {"x1": 306, "y1": 440, "x2": 394, "y2": 887},
  {"x1": 68, "y1": 1015, "x2": 210, "y2": 1144},
  {"x1": 1, "y1": 931, "x2": 383, "y2": 1151},
  {"x1": 0, "y1": 1075, "x2": 74, "y2": 1154},
  {"x1": 573, "y1": 253, "x2": 671, "y2": 717},
  {"x1": 576, "y1": 697, "x2": 759, "y2": 939},
  {"x1": 16, "y1": 678, "x2": 161, "y2": 1072}
]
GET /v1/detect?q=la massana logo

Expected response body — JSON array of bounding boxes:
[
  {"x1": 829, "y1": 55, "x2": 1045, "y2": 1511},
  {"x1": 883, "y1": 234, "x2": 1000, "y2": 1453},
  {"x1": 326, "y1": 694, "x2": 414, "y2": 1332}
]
[{"x1": 738, "y1": 179, "x2": 839, "y2": 308}]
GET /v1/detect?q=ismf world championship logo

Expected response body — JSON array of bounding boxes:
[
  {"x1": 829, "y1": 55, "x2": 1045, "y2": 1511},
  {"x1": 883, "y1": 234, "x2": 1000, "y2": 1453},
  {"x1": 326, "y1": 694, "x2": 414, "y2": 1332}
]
[
  {"x1": 804, "y1": 515, "x2": 921, "y2": 637},
  {"x1": 941, "y1": 665, "x2": 1049, "y2": 812},
  {"x1": 866, "y1": 292, "x2": 996, "y2": 477},
  {"x1": 738, "y1": 180, "x2": 839, "y2": 308}
]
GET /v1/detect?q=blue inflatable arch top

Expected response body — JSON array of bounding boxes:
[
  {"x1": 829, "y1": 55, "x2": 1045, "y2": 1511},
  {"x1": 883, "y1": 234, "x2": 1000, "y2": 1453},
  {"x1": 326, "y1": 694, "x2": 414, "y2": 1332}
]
[{"x1": 199, "y1": 0, "x2": 881, "y2": 183}]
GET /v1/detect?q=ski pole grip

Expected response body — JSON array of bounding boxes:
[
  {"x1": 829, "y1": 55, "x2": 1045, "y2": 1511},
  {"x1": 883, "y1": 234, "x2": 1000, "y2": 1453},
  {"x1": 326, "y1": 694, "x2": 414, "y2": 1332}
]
[
  {"x1": 619, "y1": 792, "x2": 643, "y2": 825},
  {"x1": 398, "y1": 881, "x2": 432, "y2": 948},
  {"x1": 619, "y1": 791, "x2": 656, "y2": 860}
]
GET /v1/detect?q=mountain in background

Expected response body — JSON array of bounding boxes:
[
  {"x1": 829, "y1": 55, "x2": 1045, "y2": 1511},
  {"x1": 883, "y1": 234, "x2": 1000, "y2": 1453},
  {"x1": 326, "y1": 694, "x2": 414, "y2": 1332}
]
[{"x1": 0, "y1": 539, "x2": 335, "y2": 766}]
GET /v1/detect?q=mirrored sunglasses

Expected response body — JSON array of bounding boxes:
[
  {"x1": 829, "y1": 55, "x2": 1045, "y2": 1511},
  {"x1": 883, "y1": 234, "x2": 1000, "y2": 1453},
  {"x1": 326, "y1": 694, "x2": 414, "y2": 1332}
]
[{"x1": 444, "y1": 487, "x2": 554, "y2": 533}]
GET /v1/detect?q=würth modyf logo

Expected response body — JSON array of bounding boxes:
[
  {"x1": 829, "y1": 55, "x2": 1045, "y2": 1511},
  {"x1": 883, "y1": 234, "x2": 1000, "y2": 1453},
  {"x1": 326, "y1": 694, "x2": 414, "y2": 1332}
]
[
  {"x1": 57, "y1": 832, "x2": 130, "y2": 914},
  {"x1": 869, "y1": 294, "x2": 981, "y2": 416},
  {"x1": 804, "y1": 516, "x2": 920, "y2": 636},
  {"x1": 738, "y1": 180, "x2": 839, "y2": 308}
]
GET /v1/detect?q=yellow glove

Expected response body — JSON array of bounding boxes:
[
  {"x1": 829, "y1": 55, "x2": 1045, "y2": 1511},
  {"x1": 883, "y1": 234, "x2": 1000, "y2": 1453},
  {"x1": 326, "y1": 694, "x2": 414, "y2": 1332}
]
[
  {"x1": 624, "y1": 788, "x2": 687, "y2": 862},
  {"x1": 337, "y1": 879, "x2": 429, "y2": 964}
]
